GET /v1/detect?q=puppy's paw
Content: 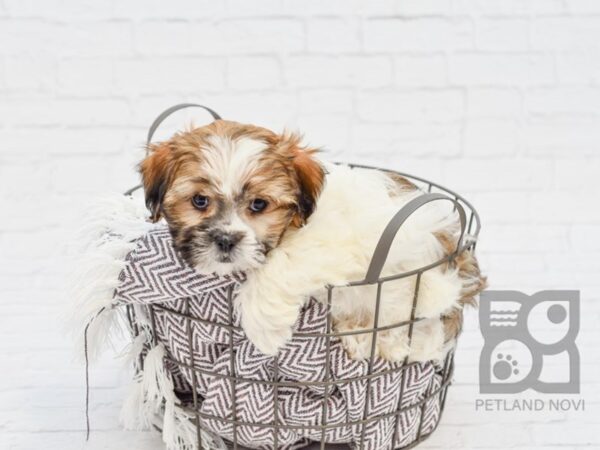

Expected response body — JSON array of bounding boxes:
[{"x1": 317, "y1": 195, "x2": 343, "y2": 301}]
[
  {"x1": 236, "y1": 269, "x2": 302, "y2": 356},
  {"x1": 243, "y1": 323, "x2": 292, "y2": 356}
]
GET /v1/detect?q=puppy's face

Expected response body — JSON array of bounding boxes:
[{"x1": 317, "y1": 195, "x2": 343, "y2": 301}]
[{"x1": 140, "y1": 120, "x2": 325, "y2": 275}]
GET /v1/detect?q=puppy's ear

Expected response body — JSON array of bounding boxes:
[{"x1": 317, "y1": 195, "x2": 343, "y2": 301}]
[
  {"x1": 139, "y1": 141, "x2": 176, "y2": 222},
  {"x1": 279, "y1": 133, "x2": 326, "y2": 226}
]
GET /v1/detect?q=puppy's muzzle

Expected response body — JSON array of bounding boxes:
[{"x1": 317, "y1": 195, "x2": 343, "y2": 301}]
[{"x1": 210, "y1": 230, "x2": 244, "y2": 253}]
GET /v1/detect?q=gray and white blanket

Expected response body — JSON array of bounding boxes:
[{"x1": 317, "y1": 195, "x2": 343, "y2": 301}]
[{"x1": 112, "y1": 227, "x2": 450, "y2": 449}]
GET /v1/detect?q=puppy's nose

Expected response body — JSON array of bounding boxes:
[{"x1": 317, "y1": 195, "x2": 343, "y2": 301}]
[{"x1": 213, "y1": 232, "x2": 242, "y2": 253}]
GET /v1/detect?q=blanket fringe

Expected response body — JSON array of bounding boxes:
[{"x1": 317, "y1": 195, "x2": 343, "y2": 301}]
[
  {"x1": 120, "y1": 343, "x2": 223, "y2": 450},
  {"x1": 67, "y1": 193, "x2": 155, "y2": 362}
]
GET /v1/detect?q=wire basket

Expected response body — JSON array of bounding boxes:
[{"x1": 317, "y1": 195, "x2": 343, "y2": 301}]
[{"x1": 121, "y1": 105, "x2": 481, "y2": 450}]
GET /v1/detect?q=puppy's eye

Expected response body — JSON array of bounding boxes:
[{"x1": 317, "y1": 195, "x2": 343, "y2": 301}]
[
  {"x1": 249, "y1": 198, "x2": 268, "y2": 213},
  {"x1": 192, "y1": 195, "x2": 210, "y2": 210}
]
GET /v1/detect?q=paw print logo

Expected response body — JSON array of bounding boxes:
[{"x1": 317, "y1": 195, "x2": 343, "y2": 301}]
[
  {"x1": 494, "y1": 353, "x2": 519, "y2": 380},
  {"x1": 479, "y1": 290, "x2": 580, "y2": 394}
]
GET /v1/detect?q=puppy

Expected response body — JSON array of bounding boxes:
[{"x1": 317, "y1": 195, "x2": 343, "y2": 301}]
[{"x1": 140, "y1": 120, "x2": 486, "y2": 361}]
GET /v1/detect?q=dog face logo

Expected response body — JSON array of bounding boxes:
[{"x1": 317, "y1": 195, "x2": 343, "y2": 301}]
[{"x1": 479, "y1": 290, "x2": 580, "y2": 394}]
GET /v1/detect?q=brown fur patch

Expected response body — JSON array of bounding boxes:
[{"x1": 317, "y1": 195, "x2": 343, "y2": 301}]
[
  {"x1": 386, "y1": 172, "x2": 418, "y2": 196},
  {"x1": 433, "y1": 229, "x2": 488, "y2": 341},
  {"x1": 275, "y1": 133, "x2": 326, "y2": 227},
  {"x1": 139, "y1": 141, "x2": 184, "y2": 222}
]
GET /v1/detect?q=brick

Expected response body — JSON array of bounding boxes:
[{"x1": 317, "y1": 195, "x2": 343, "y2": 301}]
[
  {"x1": 0, "y1": 98, "x2": 131, "y2": 127},
  {"x1": 526, "y1": 87, "x2": 600, "y2": 115},
  {"x1": 556, "y1": 51, "x2": 600, "y2": 84},
  {"x1": 279, "y1": 0, "x2": 362, "y2": 16},
  {"x1": 56, "y1": 22, "x2": 135, "y2": 57},
  {"x1": 298, "y1": 90, "x2": 353, "y2": 114},
  {"x1": 306, "y1": 18, "x2": 361, "y2": 53},
  {"x1": 135, "y1": 21, "x2": 191, "y2": 56},
  {"x1": 545, "y1": 250, "x2": 600, "y2": 276},
  {"x1": 49, "y1": 156, "x2": 116, "y2": 193},
  {"x1": 0, "y1": 230, "x2": 62, "y2": 260},
  {"x1": 374, "y1": 158, "x2": 444, "y2": 182},
  {"x1": 523, "y1": 117, "x2": 600, "y2": 155},
  {"x1": 476, "y1": 18, "x2": 530, "y2": 51},
  {"x1": 284, "y1": 56, "x2": 392, "y2": 88},
  {"x1": 296, "y1": 114, "x2": 352, "y2": 153},
  {"x1": 151, "y1": 0, "x2": 226, "y2": 18},
  {"x1": 128, "y1": 97, "x2": 199, "y2": 129},
  {"x1": 441, "y1": 424, "x2": 533, "y2": 448},
  {"x1": 113, "y1": 0, "x2": 225, "y2": 19},
  {"x1": 469, "y1": 191, "x2": 533, "y2": 224},
  {"x1": 571, "y1": 226, "x2": 600, "y2": 252},
  {"x1": 566, "y1": 0, "x2": 600, "y2": 13},
  {"x1": 448, "y1": 53, "x2": 555, "y2": 86},
  {"x1": 199, "y1": 91, "x2": 298, "y2": 131},
  {"x1": 227, "y1": 56, "x2": 281, "y2": 89},
  {"x1": 189, "y1": 19, "x2": 304, "y2": 55},
  {"x1": 394, "y1": 55, "x2": 447, "y2": 87},
  {"x1": 4, "y1": 0, "x2": 113, "y2": 19},
  {"x1": 531, "y1": 0, "x2": 568, "y2": 13},
  {"x1": 486, "y1": 253, "x2": 546, "y2": 273},
  {"x1": 395, "y1": 0, "x2": 453, "y2": 16},
  {"x1": 0, "y1": 195, "x2": 85, "y2": 232},
  {"x1": 114, "y1": 57, "x2": 225, "y2": 95},
  {"x1": 464, "y1": 118, "x2": 519, "y2": 157},
  {"x1": 0, "y1": 97, "x2": 60, "y2": 126},
  {"x1": 0, "y1": 129, "x2": 128, "y2": 157},
  {"x1": 531, "y1": 17, "x2": 600, "y2": 51},
  {"x1": 4, "y1": 56, "x2": 54, "y2": 90},
  {"x1": 0, "y1": 19, "x2": 59, "y2": 55},
  {"x1": 0, "y1": 163, "x2": 51, "y2": 197},
  {"x1": 350, "y1": 122, "x2": 462, "y2": 157},
  {"x1": 554, "y1": 158, "x2": 600, "y2": 192},
  {"x1": 57, "y1": 58, "x2": 114, "y2": 95},
  {"x1": 357, "y1": 89, "x2": 465, "y2": 123},
  {"x1": 454, "y1": 0, "x2": 525, "y2": 15},
  {"x1": 364, "y1": 18, "x2": 474, "y2": 52},
  {"x1": 419, "y1": 424, "x2": 465, "y2": 448},
  {"x1": 225, "y1": 0, "x2": 284, "y2": 17},
  {"x1": 467, "y1": 88, "x2": 522, "y2": 118},
  {"x1": 530, "y1": 191, "x2": 600, "y2": 223},
  {"x1": 454, "y1": 0, "x2": 564, "y2": 15},
  {"x1": 480, "y1": 225, "x2": 569, "y2": 253},
  {"x1": 442, "y1": 159, "x2": 553, "y2": 192},
  {"x1": 532, "y1": 424, "x2": 600, "y2": 446}
]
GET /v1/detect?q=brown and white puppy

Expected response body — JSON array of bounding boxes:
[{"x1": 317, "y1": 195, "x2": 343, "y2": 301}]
[
  {"x1": 140, "y1": 120, "x2": 486, "y2": 360},
  {"x1": 140, "y1": 120, "x2": 325, "y2": 276}
]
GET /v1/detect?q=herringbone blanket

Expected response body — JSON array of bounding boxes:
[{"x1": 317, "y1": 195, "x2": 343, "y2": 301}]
[{"x1": 114, "y1": 227, "x2": 448, "y2": 449}]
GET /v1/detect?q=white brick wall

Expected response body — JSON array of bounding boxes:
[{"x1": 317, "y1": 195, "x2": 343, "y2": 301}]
[{"x1": 1, "y1": 1, "x2": 598, "y2": 449}]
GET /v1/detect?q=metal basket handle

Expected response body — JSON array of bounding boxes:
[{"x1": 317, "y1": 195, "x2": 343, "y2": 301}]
[
  {"x1": 145, "y1": 102, "x2": 221, "y2": 146},
  {"x1": 124, "y1": 103, "x2": 221, "y2": 196},
  {"x1": 364, "y1": 193, "x2": 467, "y2": 284}
]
